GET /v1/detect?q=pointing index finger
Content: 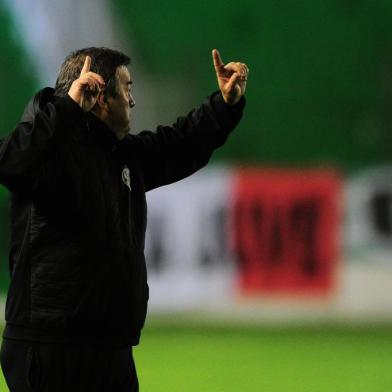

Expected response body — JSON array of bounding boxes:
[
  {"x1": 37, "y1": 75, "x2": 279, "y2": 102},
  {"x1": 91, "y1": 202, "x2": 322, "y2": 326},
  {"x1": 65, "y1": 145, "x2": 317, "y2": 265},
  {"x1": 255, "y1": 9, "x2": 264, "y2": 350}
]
[
  {"x1": 80, "y1": 55, "x2": 91, "y2": 76},
  {"x1": 212, "y1": 49, "x2": 224, "y2": 72}
]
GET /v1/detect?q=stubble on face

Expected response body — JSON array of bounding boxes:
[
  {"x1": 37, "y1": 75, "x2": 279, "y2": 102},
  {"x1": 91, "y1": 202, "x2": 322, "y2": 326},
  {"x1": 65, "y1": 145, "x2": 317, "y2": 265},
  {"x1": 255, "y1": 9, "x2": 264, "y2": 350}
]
[{"x1": 108, "y1": 66, "x2": 134, "y2": 140}]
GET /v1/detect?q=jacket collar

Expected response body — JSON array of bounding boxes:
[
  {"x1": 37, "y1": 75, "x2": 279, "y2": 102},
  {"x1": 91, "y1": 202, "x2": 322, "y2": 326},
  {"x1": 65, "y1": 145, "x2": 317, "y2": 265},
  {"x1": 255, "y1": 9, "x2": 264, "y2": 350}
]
[
  {"x1": 82, "y1": 112, "x2": 120, "y2": 153},
  {"x1": 23, "y1": 87, "x2": 122, "y2": 153}
]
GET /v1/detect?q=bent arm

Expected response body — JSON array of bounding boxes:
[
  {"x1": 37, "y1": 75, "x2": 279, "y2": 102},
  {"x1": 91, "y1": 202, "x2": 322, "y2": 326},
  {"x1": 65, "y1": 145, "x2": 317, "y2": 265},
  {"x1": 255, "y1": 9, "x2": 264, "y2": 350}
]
[
  {"x1": 0, "y1": 91, "x2": 84, "y2": 193},
  {"x1": 127, "y1": 92, "x2": 245, "y2": 191}
]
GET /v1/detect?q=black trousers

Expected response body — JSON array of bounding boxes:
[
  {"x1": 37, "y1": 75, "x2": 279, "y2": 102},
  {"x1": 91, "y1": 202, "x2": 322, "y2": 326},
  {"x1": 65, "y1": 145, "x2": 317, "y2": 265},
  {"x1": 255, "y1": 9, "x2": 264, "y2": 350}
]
[{"x1": 0, "y1": 339, "x2": 139, "y2": 392}]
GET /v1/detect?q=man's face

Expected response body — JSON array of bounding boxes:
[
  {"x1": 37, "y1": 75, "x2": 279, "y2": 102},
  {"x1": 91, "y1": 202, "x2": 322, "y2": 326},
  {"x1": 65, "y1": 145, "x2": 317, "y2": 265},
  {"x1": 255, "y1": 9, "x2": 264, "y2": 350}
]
[{"x1": 105, "y1": 66, "x2": 135, "y2": 139}]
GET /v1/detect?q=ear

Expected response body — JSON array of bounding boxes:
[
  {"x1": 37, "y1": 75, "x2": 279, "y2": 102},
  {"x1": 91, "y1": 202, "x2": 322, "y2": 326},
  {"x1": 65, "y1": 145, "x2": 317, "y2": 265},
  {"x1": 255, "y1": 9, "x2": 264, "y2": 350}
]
[{"x1": 95, "y1": 91, "x2": 109, "y2": 112}]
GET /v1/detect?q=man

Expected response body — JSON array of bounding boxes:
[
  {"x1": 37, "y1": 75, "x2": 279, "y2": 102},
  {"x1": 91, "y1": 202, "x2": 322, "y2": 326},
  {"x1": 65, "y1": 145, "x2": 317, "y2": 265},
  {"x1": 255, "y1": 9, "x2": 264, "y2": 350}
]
[{"x1": 0, "y1": 47, "x2": 248, "y2": 391}]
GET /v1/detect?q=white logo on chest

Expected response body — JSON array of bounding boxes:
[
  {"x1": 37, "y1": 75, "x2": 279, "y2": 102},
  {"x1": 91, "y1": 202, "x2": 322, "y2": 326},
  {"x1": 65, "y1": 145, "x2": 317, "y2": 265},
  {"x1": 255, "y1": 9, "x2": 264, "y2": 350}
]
[{"x1": 122, "y1": 166, "x2": 132, "y2": 191}]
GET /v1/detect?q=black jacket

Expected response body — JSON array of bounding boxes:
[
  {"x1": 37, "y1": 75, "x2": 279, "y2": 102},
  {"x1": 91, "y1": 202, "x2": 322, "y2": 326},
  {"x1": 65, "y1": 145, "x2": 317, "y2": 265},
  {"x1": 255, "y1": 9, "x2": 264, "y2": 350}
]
[{"x1": 0, "y1": 88, "x2": 245, "y2": 347}]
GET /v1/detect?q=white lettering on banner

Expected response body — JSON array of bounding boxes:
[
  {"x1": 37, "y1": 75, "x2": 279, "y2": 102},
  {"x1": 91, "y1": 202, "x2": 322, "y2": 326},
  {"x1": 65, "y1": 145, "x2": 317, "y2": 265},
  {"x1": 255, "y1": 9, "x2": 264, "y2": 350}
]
[
  {"x1": 145, "y1": 167, "x2": 235, "y2": 312},
  {"x1": 346, "y1": 166, "x2": 392, "y2": 263}
]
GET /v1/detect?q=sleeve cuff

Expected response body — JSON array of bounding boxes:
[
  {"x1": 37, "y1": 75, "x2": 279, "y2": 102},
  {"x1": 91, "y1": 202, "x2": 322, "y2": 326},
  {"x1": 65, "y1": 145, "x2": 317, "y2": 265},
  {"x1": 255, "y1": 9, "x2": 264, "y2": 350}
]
[{"x1": 210, "y1": 91, "x2": 245, "y2": 130}]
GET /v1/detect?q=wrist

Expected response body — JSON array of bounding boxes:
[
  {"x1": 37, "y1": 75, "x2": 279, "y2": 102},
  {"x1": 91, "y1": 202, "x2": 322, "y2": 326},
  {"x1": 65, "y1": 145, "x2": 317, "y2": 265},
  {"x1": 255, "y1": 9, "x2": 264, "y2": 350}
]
[
  {"x1": 211, "y1": 91, "x2": 245, "y2": 119},
  {"x1": 222, "y1": 93, "x2": 241, "y2": 106}
]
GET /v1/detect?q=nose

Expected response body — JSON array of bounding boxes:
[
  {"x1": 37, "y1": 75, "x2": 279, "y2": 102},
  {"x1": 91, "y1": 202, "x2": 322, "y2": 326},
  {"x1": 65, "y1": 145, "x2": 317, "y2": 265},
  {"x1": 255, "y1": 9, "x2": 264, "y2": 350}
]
[{"x1": 129, "y1": 94, "x2": 135, "y2": 108}]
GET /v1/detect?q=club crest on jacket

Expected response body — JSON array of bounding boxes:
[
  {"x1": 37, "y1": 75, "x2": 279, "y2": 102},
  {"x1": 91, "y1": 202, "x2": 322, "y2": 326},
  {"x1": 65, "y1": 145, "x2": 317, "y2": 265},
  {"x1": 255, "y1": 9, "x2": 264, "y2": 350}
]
[{"x1": 122, "y1": 166, "x2": 132, "y2": 191}]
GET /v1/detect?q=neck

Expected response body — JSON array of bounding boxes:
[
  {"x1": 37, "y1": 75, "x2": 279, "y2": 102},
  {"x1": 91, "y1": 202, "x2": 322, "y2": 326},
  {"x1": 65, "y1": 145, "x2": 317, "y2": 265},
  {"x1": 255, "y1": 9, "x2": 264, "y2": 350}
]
[{"x1": 90, "y1": 110, "x2": 128, "y2": 140}]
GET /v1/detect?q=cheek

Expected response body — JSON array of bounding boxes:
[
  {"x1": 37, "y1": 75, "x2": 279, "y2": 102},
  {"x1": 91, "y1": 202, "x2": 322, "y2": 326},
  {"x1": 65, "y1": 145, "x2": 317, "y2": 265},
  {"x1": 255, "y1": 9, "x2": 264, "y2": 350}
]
[{"x1": 121, "y1": 100, "x2": 130, "y2": 119}]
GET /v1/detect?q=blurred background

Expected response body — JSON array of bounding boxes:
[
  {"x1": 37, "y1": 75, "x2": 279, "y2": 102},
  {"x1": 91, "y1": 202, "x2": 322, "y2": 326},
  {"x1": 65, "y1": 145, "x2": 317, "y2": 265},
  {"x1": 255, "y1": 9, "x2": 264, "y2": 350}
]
[{"x1": 1, "y1": 0, "x2": 392, "y2": 391}]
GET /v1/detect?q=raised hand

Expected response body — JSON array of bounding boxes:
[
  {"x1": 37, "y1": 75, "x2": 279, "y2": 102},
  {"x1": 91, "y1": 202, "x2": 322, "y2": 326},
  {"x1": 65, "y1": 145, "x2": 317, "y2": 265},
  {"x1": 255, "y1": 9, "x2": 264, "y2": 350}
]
[
  {"x1": 212, "y1": 49, "x2": 248, "y2": 106},
  {"x1": 68, "y1": 56, "x2": 105, "y2": 112}
]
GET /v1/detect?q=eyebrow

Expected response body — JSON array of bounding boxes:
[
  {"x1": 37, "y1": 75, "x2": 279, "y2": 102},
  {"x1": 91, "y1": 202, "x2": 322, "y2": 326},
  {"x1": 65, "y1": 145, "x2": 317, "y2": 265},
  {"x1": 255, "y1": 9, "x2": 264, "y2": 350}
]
[{"x1": 126, "y1": 81, "x2": 133, "y2": 86}]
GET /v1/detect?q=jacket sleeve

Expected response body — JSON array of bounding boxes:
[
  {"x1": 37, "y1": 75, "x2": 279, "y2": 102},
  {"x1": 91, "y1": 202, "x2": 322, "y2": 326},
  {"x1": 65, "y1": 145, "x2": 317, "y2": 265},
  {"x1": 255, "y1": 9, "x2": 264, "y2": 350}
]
[
  {"x1": 129, "y1": 92, "x2": 245, "y2": 192},
  {"x1": 0, "y1": 95, "x2": 84, "y2": 194}
]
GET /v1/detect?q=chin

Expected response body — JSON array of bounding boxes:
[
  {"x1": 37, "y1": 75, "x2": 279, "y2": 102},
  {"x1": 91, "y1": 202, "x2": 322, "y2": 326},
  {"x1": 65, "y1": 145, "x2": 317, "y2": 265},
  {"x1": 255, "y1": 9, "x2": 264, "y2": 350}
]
[{"x1": 116, "y1": 127, "x2": 130, "y2": 141}]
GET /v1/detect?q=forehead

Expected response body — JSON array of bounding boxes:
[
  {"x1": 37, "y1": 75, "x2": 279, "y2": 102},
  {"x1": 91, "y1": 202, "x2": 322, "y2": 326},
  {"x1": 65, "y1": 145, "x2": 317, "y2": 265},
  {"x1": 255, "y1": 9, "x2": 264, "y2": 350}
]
[{"x1": 116, "y1": 65, "x2": 131, "y2": 84}]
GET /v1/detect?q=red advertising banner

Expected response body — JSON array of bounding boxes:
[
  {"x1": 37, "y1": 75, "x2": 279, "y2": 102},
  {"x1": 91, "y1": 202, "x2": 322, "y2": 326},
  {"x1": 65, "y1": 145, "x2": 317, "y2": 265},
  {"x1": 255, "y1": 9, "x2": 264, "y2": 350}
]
[{"x1": 230, "y1": 169, "x2": 341, "y2": 296}]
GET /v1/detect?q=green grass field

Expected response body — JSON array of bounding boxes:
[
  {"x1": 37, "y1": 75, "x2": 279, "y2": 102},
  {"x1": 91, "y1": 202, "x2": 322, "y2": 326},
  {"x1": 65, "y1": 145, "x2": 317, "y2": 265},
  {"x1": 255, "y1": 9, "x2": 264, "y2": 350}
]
[{"x1": 1, "y1": 324, "x2": 392, "y2": 391}]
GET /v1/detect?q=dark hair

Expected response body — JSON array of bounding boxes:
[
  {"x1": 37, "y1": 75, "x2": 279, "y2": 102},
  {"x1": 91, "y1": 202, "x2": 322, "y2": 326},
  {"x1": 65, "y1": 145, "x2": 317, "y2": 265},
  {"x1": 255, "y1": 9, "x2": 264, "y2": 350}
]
[{"x1": 54, "y1": 47, "x2": 130, "y2": 98}]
